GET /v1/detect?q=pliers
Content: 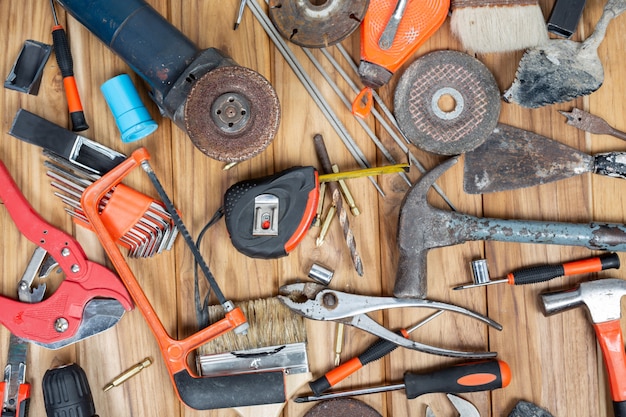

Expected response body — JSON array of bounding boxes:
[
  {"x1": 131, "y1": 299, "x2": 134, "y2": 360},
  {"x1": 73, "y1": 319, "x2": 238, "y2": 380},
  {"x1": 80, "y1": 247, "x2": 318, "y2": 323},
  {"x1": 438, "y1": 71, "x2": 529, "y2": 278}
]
[
  {"x1": 0, "y1": 158, "x2": 133, "y2": 349},
  {"x1": 278, "y1": 283, "x2": 502, "y2": 358}
]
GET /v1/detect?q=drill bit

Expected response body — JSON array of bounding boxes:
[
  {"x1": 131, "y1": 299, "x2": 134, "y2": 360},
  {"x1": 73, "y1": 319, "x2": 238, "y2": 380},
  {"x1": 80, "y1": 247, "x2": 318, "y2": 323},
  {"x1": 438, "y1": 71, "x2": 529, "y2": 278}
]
[{"x1": 313, "y1": 134, "x2": 363, "y2": 276}]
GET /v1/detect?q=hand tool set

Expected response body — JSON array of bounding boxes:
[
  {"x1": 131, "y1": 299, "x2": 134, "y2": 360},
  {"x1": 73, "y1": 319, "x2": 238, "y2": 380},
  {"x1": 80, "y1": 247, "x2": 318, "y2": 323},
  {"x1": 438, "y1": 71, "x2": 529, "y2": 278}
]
[
  {"x1": 3, "y1": 0, "x2": 626, "y2": 416},
  {"x1": 9, "y1": 109, "x2": 179, "y2": 258}
]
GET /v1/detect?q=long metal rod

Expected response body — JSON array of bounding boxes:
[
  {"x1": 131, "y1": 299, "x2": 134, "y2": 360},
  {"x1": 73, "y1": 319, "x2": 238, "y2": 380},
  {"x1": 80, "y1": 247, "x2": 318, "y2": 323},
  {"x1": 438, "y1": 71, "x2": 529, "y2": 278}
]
[
  {"x1": 247, "y1": 0, "x2": 385, "y2": 197},
  {"x1": 303, "y1": 47, "x2": 412, "y2": 188},
  {"x1": 328, "y1": 45, "x2": 457, "y2": 211}
]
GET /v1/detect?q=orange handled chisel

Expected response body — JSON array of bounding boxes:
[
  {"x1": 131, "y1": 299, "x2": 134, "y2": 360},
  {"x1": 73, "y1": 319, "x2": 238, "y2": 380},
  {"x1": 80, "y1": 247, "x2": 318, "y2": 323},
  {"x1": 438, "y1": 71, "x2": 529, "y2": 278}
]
[{"x1": 49, "y1": 0, "x2": 88, "y2": 132}]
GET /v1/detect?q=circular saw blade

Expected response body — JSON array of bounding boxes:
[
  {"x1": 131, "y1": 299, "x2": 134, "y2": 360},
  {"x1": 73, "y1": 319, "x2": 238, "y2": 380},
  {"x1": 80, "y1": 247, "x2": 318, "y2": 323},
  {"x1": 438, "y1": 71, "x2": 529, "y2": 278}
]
[
  {"x1": 303, "y1": 399, "x2": 382, "y2": 417},
  {"x1": 268, "y1": 0, "x2": 369, "y2": 48},
  {"x1": 184, "y1": 66, "x2": 280, "y2": 162},
  {"x1": 394, "y1": 50, "x2": 501, "y2": 156}
]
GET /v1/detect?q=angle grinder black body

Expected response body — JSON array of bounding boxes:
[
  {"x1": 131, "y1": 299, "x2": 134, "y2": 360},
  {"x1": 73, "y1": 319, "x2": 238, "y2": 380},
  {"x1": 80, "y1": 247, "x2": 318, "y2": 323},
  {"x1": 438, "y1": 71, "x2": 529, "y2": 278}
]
[{"x1": 57, "y1": 0, "x2": 280, "y2": 162}]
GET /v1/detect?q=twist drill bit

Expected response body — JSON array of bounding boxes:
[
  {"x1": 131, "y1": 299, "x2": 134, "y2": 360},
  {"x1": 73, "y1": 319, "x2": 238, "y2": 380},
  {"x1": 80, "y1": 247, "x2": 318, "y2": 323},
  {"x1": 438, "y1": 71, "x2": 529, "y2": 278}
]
[{"x1": 313, "y1": 134, "x2": 363, "y2": 276}]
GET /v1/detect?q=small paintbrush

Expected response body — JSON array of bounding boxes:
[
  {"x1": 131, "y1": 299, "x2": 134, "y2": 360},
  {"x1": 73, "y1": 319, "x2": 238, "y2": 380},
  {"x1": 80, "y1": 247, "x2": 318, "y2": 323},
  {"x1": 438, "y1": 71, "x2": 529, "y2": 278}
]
[{"x1": 197, "y1": 297, "x2": 310, "y2": 417}]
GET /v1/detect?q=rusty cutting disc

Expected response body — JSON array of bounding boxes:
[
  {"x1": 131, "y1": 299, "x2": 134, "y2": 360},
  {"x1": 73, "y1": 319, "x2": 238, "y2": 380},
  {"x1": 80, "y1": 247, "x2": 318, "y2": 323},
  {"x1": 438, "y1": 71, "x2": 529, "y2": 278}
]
[
  {"x1": 268, "y1": 0, "x2": 369, "y2": 48},
  {"x1": 184, "y1": 65, "x2": 280, "y2": 162},
  {"x1": 393, "y1": 50, "x2": 501, "y2": 156},
  {"x1": 303, "y1": 398, "x2": 382, "y2": 417}
]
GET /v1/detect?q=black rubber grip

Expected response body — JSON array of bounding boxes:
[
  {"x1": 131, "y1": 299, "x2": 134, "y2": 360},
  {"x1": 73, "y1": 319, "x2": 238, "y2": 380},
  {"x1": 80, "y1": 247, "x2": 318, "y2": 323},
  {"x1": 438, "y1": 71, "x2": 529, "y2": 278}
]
[
  {"x1": 512, "y1": 265, "x2": 565, "y2": 285},
  {"x1": 600, "y1": 252, "x2": 621, "y2": 270},
  {"x1": 70, "y1": 110, "x2": 89, "y2": 132},
  {"x1": 173, "y1": 369, "x2": 285, "y2": 410},
  {"x1": 359, "y1": 335, "x2": 400, "y2": 365},
  {"x1": 404, "y1": 360, "x2": 508, "y2": 399},
  {"x1": 42, "y1": 363, "x2": 97, "y2": 417},
  {"x1": 52, "y1": 28, "x2": 74, "y2": 77},
  {"x1": 308, "y1": 376, "x2": 331, "y2": 396},
  {"x1": 614, "y1": 400, "x2": 626, "y2": 417}
]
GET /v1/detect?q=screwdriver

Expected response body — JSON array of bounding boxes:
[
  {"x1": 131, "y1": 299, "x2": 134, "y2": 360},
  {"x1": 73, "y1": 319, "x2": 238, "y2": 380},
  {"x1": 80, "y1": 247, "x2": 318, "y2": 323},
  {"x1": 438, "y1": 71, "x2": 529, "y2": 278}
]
[
  {"x1": 309, "y1": 310, "x2": 444, "y2": 396},
  {"x1": 453, "y1": 252, "x2": 620, "y2": 290},
  {"x1": 49, "y1": 0, "x2": 89, "y2": 132},
  {"x1": 295, "y1": 359, "x2": 511, "y2": 403}
]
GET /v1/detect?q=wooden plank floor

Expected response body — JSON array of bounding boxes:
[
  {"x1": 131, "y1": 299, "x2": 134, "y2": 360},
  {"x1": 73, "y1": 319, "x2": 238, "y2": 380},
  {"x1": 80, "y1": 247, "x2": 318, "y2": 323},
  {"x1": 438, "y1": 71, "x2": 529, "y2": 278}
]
[{"x1": 1, "y1": 0, "x2": 625, "y2": 416}]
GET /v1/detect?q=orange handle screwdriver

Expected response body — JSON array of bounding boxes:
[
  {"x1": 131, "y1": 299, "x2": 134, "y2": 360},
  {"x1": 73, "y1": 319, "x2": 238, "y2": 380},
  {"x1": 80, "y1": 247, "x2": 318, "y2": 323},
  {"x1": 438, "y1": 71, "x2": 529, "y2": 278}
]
[
  {"x1": 49, "y1": 0, "x2": 88, "y2": 132},
  {"x1": 454, "y1": 252, "x2": 620, "y2": 290},
  {"x1": 308, "y1": 311, "x2": 444, "y2": 396}
]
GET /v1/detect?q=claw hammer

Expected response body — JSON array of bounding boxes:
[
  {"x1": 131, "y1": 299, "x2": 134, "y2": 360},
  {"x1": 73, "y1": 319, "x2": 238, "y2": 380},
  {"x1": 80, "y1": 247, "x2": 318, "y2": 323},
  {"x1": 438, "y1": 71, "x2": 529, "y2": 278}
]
[{"x1": 541, "y1": 278, "x2": 626, "y2": 417}]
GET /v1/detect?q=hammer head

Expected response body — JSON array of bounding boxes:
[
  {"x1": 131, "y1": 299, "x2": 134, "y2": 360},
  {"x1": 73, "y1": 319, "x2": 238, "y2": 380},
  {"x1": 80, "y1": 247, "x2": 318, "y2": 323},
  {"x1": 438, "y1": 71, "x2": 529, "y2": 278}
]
[
  {"x1": 541, "y1": 278, "x2": 626, "y2": 324},
  {"x1": 394, "y1": 157, "x2": 465, "y2": 299}
]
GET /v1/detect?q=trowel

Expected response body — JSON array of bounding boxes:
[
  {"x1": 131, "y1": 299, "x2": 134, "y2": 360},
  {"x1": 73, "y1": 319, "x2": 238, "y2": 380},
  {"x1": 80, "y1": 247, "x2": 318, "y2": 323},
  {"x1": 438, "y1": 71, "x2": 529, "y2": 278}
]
[
  {"x1": 463, "y1": 123, "x2": 626, "y2": 194},
  {"x1": 503, "y1": 0, "x2": 626, "y2": 108}
]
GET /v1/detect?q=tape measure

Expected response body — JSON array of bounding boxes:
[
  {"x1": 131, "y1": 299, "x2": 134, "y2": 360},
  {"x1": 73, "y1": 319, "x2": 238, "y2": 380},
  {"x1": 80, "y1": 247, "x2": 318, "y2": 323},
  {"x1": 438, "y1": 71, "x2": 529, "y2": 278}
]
[{"x1": 224, "y1": 166, "x2": 319, "y2": 259}]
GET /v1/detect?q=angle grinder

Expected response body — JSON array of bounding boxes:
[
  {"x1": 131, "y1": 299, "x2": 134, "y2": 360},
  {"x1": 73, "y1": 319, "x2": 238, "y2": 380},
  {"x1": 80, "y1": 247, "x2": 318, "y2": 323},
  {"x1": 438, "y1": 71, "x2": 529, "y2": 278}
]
[{"x1": 56, "y1": 0, "x2": 280, "y2": 163}]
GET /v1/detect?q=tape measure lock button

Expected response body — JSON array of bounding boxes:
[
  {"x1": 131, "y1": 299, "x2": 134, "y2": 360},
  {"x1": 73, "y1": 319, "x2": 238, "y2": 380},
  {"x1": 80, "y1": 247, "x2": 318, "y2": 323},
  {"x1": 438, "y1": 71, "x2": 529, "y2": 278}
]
[{"x1": 253, "y1": 194, "x2": 279, "y2": 236}]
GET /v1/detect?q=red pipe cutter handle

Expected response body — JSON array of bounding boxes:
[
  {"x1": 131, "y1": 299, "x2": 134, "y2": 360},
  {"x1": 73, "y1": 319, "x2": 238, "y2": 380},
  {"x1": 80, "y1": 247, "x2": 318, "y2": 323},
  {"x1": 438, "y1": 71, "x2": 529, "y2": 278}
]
[{"x1": 0, "y1": 158, "x2": 132, "y2": 345}]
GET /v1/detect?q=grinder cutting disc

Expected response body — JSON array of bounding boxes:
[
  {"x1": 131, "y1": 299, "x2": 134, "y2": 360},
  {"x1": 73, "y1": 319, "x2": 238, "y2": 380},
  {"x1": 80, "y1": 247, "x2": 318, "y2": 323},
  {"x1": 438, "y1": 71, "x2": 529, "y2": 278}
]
[
  {"x1": 303, "y1": 398, "x2": 382, "y2": 417},
  {"x1": 268, "y1": 0, "x2": 369, "y2": 48},
  {"x1": 393, "y1": 50, "x2": 501, "y2": 156},
  {"x1": 184, "y1": 66, "x2": 280, "y2": 162}
]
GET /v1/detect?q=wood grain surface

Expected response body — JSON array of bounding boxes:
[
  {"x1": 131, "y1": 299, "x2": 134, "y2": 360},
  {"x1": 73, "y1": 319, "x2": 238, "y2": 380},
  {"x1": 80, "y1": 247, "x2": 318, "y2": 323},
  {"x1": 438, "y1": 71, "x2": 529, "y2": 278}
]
[{"x1": 1, "y1": 0, "x2": 625, "y2": 416}]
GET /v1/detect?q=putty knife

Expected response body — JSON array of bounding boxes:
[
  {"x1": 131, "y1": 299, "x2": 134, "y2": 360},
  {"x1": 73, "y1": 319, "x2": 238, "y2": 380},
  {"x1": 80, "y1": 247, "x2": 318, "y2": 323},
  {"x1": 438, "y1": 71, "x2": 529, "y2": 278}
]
[{"x1": 463, "y1": 124, "x2": 626, "y2": 194}]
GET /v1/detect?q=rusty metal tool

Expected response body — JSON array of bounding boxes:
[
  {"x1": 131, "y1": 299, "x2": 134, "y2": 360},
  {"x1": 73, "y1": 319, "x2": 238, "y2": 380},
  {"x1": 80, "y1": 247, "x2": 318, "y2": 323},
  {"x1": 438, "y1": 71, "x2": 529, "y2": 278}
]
[
  {"x1": 309, "y1": 310, "x2": 444, "y2": 395},
  {"x1": 0, "y1": 157, "x2": 133, "y2": 348},
  {"x1": 395, "y1": 157, "x2": 626, "y2": 299},
  {"x1": 268, "y1": 0, "x2": 369, "y2": 48},
  {"x1": 560, "y1": 108, "x2": 626, "y2": 142},
  {"x1": 295, "y1": 359, "x2": 510, "y2": 402},
  {"x1": 503, "y1": 0, "x2": 626, "y2": 108},
  {"x1": 378, "y1": 0, "x2": 408, "y2": 50},
  {"x1": 352, "y1": 0, "x2": 449, "y2": 117},
  {"x1": 427, "y1": 394, "x2": 480, "y2": 417},
  {"x1": 393, "y1": 50, "x2": 501, "y2": 156},
  {"x1": 303, "y1": 398, "x2": 382, "y2": 417},
  {"x1": 56, "y1": 0, "x2": 280, "y2": 162},
  {"x1": 453, "y1": 253, "x2": 620, "y2": 290},
  {"x1": 278, "y1": 282, "x2": 502, "y2": 358},
  {"x1": 247, "y1": 0, "x2": 384, "y2": 196},
  {"x1": 541, "y1": 279, "x2": 626, "y2": 417},
  {"x1": 314, "y1": 134, "x2": 363, "y2": 276},
  {"x1": 81, "y1": 148, "x2": 298, "y2": 410},
  {"x1": 463, "y1": 124, "x2": 626, "y2": 194}
]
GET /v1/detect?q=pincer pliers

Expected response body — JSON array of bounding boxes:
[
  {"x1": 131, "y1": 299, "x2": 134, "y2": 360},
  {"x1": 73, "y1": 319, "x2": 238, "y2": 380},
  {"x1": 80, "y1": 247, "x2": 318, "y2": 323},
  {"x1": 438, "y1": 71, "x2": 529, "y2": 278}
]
[
  {"x1": 0, "y1": 158, "x2": 133, "y2": 349},
  {"x1": 278, "y1": 283, "x2": 502, "y2": 359}
]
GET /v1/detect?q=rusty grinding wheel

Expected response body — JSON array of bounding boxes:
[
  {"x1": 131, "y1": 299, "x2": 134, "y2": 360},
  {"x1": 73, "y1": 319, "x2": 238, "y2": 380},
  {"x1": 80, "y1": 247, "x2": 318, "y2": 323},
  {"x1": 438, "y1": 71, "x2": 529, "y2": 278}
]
[
  {"x1": 303, "y1": 398, "x2": 382, "y2": 417},
  {"x1": 268, "y1": 0, "x2": 369, "y2": 48},
  {"x1": 184, "y1": 66, "x2": 281, "y2": 163},
  {"x1": 393, "y1": 50, "x2": 501, "y2": 156}
]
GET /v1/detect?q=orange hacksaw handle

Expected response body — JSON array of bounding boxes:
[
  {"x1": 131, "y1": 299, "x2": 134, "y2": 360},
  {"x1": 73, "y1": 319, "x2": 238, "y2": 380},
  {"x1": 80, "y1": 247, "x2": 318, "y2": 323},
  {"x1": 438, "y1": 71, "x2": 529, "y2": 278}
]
[{"x1": 80, "y1": 147, "x2": 247, "y2": 401}]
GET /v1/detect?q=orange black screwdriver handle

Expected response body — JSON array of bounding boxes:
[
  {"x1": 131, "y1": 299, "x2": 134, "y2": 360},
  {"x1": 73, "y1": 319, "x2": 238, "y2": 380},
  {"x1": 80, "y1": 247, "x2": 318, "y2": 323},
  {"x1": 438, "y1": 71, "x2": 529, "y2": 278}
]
[
  {"x1": 507, "y1": 252, "x2": 620, "y2": 285},
  {"x1": 52, "y1": 24, "x2": 88, "y2": 132},
  {"x1": 309, "y1": 328, "x2": 410, "y2": 396},
  {"x1": 404, "y1": 359, "x2": 511, "y2": 399},
  {"x1": 593, "y1": 320, "x2": 626, "y2": 416}
]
